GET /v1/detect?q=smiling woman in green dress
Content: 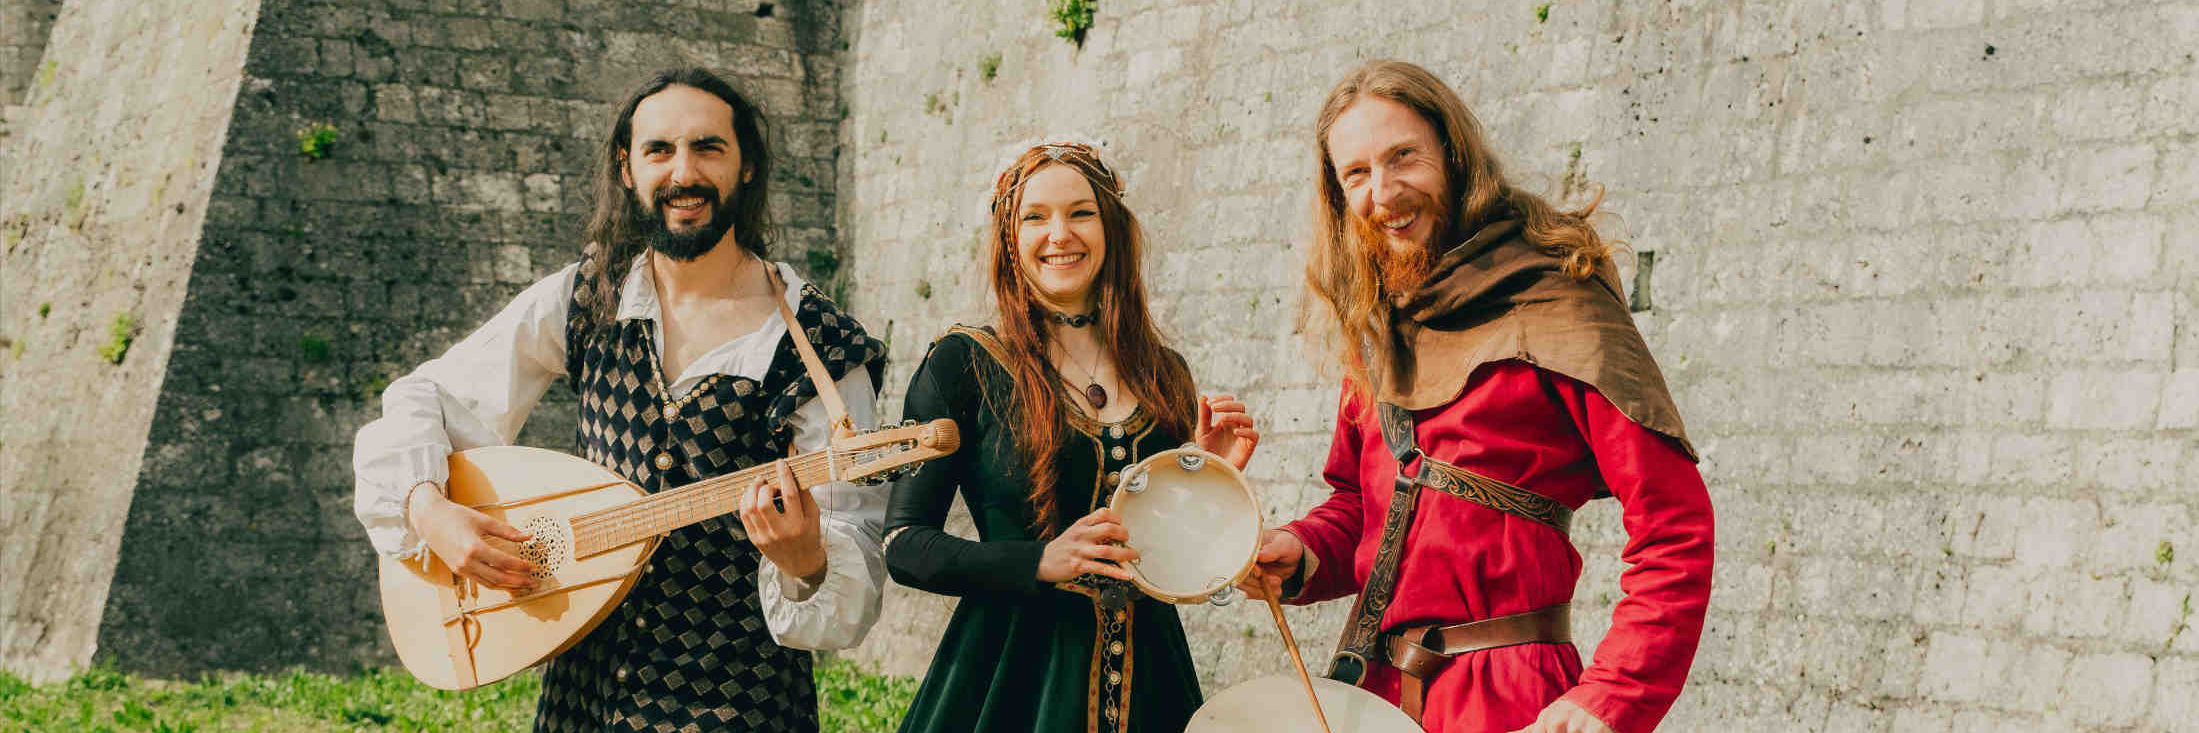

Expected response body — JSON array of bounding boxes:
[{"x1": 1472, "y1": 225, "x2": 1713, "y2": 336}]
[{"x1": 883, "y1": 139, "x2": 1261, "y2": 733}]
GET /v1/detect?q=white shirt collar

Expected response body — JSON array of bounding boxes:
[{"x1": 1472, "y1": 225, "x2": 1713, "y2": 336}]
[
  {"x1": 612, "y1": 252, "x2": 815, "y2": 388},
  {"x1": 614, "y1": 252, "x2": 810, "y2": 323}
]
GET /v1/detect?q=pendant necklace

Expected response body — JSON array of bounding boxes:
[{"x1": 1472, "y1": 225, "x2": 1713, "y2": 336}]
[{"x1": 1056, "y1": 340, "x2": 1110, "y2": 410}]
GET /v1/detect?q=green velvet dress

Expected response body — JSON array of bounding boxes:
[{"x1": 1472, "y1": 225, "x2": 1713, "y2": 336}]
[{"x1": 884, "y1": 326, "x2": 1204, "y2": 733}]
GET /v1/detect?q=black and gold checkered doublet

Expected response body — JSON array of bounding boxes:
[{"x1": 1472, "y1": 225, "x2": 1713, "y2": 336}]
[{"x1": 533, "y1": 263, "x2": 885, "y2": 733}]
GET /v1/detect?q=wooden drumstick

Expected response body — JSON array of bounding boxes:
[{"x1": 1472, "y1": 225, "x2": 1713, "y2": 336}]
[{"x1": 1260, "y1": 584, "x2": 1334, "y2": 733}]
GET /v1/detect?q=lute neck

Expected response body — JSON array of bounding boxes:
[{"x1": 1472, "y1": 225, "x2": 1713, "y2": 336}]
[{"x1": 567, "y1": 451, "x2": 843, "y2": 558}]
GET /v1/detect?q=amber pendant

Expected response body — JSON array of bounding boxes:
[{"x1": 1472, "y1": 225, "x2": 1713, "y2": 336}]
[{"x1": 1084, "y1": 383, "x2": 1109, "y2": 409}]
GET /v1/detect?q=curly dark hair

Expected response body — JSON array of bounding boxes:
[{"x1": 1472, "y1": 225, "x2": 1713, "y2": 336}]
[{"x1": 575, "y1": 68, "x2": 775, "y2": 339}]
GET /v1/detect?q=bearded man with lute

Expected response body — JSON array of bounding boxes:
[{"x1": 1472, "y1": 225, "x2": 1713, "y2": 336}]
[{"x1": 351, "y1": 68, "x2": 889, "y2": 733}]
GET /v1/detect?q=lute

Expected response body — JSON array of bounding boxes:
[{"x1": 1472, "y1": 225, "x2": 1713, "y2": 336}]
[{"x1": 379, "y1": 418, "x2": 959, "y2": 690}]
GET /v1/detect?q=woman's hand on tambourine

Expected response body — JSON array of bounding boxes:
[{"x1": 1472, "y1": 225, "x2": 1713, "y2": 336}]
[
  {"x1": 1195, "y1": 394, "x2": 1260, "y2": 471},
  {"x1": 1037, "y1": 508, "x2": 1141, "y2": 583},
  {"x1": 1506, "y1": 698, "x2": 1615, "y2": 733},
  {"x1": 408, "y1": 485, "x2": 539, "y2": 593},
  {"x1": 1237, "y1": 528, "x2": 1304, "y2": 601}
]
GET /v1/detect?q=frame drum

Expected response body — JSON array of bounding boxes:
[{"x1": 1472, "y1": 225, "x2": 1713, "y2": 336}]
[
  {"x1": 1187, "y1": 674, "x2": 1420, "y2": 733},
  {"x1": 1108, "y1": 446, "x2": 1261, "y2": 605}
]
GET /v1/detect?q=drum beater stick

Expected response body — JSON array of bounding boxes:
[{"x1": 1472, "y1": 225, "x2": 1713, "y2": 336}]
[{"x1": 1260, "y1": 585, "x2": 1334, "y2": 733}]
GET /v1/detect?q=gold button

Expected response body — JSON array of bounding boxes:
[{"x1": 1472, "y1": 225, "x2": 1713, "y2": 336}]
[
  {"x1": 616, "y1": 667, "x2": 629, "y2": 681},
  {"x1": 1110, "y1": 446, "x2": 1126, "y2": 461},
  {"x1": 1107, "y1": 471, "x2": 1120, "y2": 485},
  {"x1": 653, "y1": 453, "x2": 674, "y2": 470},
  {"x1": 1109, "y1": 425, "x2": 1123, "y2": 438},
  {"x1": 635, "y1": 617, "x2": 647, "y2": 629}
]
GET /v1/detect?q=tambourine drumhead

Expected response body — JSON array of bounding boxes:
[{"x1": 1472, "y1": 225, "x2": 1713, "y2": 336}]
[
  {"x1": 1187, "y1": 674, "x2": 1421, "y2": 733},
  {"x1": 1108, "y1": 447, "x2": 1261, "y2": 604}
]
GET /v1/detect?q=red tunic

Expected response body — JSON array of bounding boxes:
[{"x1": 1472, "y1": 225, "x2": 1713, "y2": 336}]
[{"x1": 1283, "y1": 361, "x2": 1714, "y2": 733}]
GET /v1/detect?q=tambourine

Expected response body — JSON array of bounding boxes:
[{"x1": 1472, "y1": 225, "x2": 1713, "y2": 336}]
[
  {"x1": 1108, "y1": 445, "x2": 1261, "y2": 606},
  {"x1": 1186, "y1": 674, "x2": 1421, "y2": 733}
]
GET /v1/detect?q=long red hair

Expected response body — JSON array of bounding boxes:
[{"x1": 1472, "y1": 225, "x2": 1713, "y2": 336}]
[
  {"x1": 1303, "y1": 61, "x2": 1619, "y2": 405},
  {"x1": 984, "y1": 144, "x2": 1196, "y2": 538}
]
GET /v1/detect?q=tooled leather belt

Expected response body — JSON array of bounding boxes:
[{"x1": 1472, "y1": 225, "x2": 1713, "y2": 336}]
[{"x1": 1324, "y1": 402, "x2": 1576, "y2": 723}]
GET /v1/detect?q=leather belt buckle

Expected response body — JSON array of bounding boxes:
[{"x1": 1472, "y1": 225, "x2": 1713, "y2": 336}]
[{"x1": 1325, "y1": 650, "x2": 1368, "y2": 685}]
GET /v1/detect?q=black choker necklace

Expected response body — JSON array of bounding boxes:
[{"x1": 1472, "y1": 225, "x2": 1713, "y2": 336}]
[{"x1": 1047, "y1": 311, "x2": 1095, "y2": 328}]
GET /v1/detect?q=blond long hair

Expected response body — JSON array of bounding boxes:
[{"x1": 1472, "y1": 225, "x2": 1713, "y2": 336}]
[{"x1": 1303, "y1": 61, "x2": 1616, "y2": 404}]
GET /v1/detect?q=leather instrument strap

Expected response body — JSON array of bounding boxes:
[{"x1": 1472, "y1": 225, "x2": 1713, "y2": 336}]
[{"x1": 767, "y1": 266, "x2": 855, "y2": 440}]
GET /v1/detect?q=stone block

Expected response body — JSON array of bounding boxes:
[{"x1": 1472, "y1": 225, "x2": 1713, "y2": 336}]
[
  {"x1": 1919, "y1": 632, "x2": 1992, "y2": 702},
  {"x1": 1986, "y1": 433, "x2": 2072, "y2": 487},
  {"x1": 2084, "y1": 502, "x2": 2190, "y2": 575},
  {"x1": 2014, "y1": 497, "x2": 2098, "y2": 569},
  {"x1": 2060, "y1": 652, "x2": 2153, "y2": 727},
  {"x1": 2075, "y1": 436, "x2": 2187, "y2": 495},
  {"x1": 2152, "y1": 655, "x2": 2199, "y2": 732},
  {"x1": 2022, "y1": 572, "x2": 2123, "y2": 639},
  {"x1": 2159, "y1": 369, "x2": 2199, "y2": 430},
  {"x1": 1957, "y1": 563, "x2": 2026, "y2": 629},
  {"x1": 2123, "y1": 291, "x2": 2176, "y2": 362},
  {"x1": 2044, "y1": 370, "x2": 2163, "y2": 431},
  {"x1": 2057, "y1": 144, "x2": 2157, "y2": 215},
  {"x1": 2120, "y1": 579, "x2": 2189, "y2": 648},
  {"x1": 2008, "y1": 644, "x2": 2076, "y2": 714},
  {"x1": 1891, "y1": 705, "x2": 1955, "y2": 733}
]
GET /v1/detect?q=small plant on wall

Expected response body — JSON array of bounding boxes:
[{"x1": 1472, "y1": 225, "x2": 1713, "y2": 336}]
[
  {"x1": 1049, "y1": 0, "x2": 1095, "y2": 46},
  {"x1": 98, "y1": 312, "x2": 137, "y2": 365},
  {"x1": 296, "y1": 121, "x2": 341, "y2": 161}
]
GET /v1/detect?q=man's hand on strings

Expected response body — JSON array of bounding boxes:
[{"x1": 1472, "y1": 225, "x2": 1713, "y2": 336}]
[
  {"x1": 409, "y1": 483, "x2": 539, "y2": 593},
  {"x1": 739, "y1": 459, "x2": 828, "y2": 585}
]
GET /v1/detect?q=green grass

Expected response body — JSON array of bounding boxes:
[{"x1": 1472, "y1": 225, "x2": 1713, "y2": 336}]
[
  {"x1": 817, "y1": 658, "x2": 920, "y2": 733},
  {"x1": 1, "y1": 659, "x2": 915, "y2": 732}
]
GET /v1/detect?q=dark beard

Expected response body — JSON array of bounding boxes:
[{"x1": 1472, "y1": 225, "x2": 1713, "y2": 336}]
[
  {"x1": 1349, "y1": 202, "x2": 1445, "y2": 294},
  {"x1": 634, "y1": 183, "x2": 736, "y2": 262}
]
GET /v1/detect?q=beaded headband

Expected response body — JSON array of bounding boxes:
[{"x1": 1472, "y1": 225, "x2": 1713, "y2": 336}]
[{"x1": 982, "y1": 134, "x2": 1130, "y2": 215}]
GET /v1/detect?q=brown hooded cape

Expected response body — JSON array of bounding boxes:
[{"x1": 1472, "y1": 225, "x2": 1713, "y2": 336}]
[{"x1": 1374, "y1": 219, "x2": 1698, "y2": 462}]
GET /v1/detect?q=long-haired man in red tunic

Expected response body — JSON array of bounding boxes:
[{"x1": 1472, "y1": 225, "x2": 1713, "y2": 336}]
[{"x1": 1240, "y1": 61, "x2": 1715, "y2": 733}]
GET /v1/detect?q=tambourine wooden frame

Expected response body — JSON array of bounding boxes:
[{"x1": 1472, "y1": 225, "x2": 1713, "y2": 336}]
[{"x1": 1106, "y1": 445, "x2": 1263, "y2": 605}]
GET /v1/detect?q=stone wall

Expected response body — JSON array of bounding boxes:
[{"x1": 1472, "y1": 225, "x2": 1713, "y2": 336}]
[
  {"x1": 0, "y1": 0, "x2": 61, "y2": 109},
  {"x1": 3, "y1": 0, "x2": 851, "y2": 681},
  {"x1": 0, "y1": 0, "x2": 263, "y2": 685},
  {"x1": 832, "y1": 0, "x2": 2198, "y2": 731},
  {"x1": 4, "y1": 0, "x2": 2194, "y2": 727}
]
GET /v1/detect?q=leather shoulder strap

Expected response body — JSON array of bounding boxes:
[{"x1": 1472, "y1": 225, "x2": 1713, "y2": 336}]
[
  {"x1": 769, "y1": 266, "x2": 852, "y2": 434},
  {"x1": 1376, "y1": 402, "x2": 1419, "y2": 465},
  {"x1": 1327, "y1": 401, "x2": 1426, "y2": 683}
]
